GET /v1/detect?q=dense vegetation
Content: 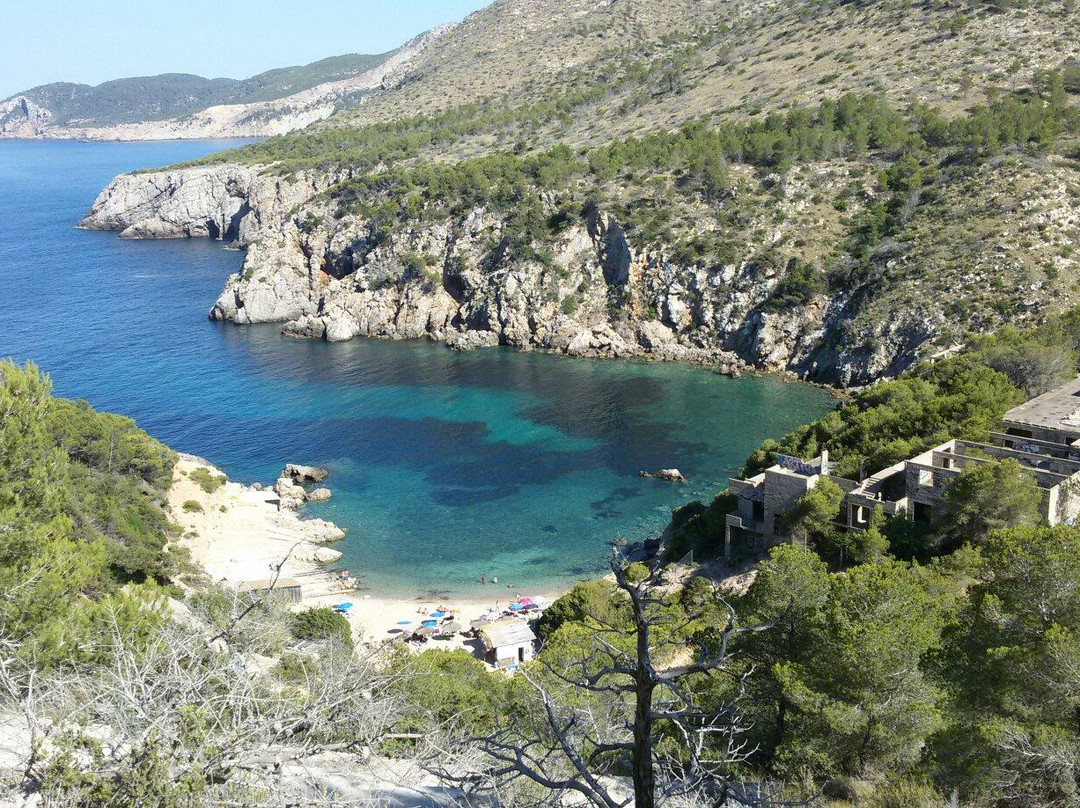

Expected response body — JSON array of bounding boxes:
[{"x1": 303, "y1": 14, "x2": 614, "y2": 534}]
[
  {"x1": 240, "y1": 82, "x2": 1080, "y2": 326},
  {"x1": 0, "y1": 360, "x2": 177, "y2": 664},
  {"x1": 671, "y1": 308, "x2": 1080, "y2": 564}
]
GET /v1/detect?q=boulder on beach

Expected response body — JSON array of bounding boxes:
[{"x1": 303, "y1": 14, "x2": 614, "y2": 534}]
[
  {"x1": 306, "y1": 518, "x2": 346, "y2": 543},
  {"x1": 314, "y1": 547, "x2": 343, "y2": 564},
  {"x1": 284, "y1": 464, "x2": 329, "y2": 483},
  {"x1": 307, "y1": 487, "x2": 332, "y2": 502},
  {"x1": 278, "y1": 496, "x2": 304, "y2": 511},
  {"x1": 639, "y1": 468, "x2": 688, "y2": 483},
  {"x1": 275, "y1": 476, "x2": 307, "y2": 503}
]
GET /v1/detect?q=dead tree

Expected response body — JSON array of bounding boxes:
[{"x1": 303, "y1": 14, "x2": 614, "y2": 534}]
[
  {"x1": 448, "y1": 558, "x2": 793, "y2": 808},
  {"x1": 0, "y1": 596, "x2": 419, "y2": 805}
]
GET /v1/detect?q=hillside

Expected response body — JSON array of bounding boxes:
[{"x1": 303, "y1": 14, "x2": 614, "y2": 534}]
[
  {"x1": 0, "y1": 29, "x2": 450, "y2": 140},
  {"x1": 4, "y1": 54, "x2": 390, "y2": 127},
  {"x1": 81, "y1": 0, "x2": 1080, "y2": 386}
]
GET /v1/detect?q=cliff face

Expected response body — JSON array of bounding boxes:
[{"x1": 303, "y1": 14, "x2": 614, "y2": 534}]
[{"x1": 81, "y1": 165, "x2": 940, "y2": 386}]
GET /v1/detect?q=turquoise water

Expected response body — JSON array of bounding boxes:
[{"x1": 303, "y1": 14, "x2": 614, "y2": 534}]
[{"x1": 0, "y1": 139, "x2": 834, "y2": 597}]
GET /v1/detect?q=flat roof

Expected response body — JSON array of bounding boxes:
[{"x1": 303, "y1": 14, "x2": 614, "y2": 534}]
[
  {"x1": 481, "y1": 619, "x2": 536, "y2": 650},
  {"x1": 1003, "y1": 377, "x2": 1080, "y2": 435},
  {"x1": 237, "y1": 578, "x2": 301, "y2": 591}
]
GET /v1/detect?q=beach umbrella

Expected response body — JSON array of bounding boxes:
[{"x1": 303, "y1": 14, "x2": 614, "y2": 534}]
[
  {"x1": 430, "y1": 610, "x2": 446, "y2": 618},
  {"x1": 415, "y1": 626, "x2": 438, "y2": 636},
  {"x1": 396, "y1": 620, "x2": 412, "y2": 625},
  {"x1": 443, "y1": 622, "x2": 464, "y2": 633},
  {"x1": 519, "y1": 597, "x2": 534, "y2": 606},
  {"x1": 334, "y1": 602, "x2": 353, "y2": 613},
  {"x1": 422, "y1": 619, "x2": 438, "y2": 627},
  {"x1": 508, "y1": 603, "x2": 524, "y2": 612}
]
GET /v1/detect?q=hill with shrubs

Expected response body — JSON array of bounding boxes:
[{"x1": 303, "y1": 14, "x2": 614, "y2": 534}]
[{"x1": 79, "y1": 0, "x2": 1080, "y2": 384}]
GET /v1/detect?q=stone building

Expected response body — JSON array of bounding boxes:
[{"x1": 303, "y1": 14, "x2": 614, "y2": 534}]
[
  {"x1": 725, "y1": 451, "x2": 858, "y2": 558},
  {"x1": 724, "y1": 377, "x2": 1080, "y2": 558},
  {"x1": 844, "y1": 439, "x2": 1080, "y2": 529}
]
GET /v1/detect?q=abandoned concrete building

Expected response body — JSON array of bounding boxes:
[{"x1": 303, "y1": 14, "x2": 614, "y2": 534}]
[
  {"x1": 999, "y1": 376, "x2": 1080, "y2": 458},
  {"x1": 724, "y1": 378, "x2": 1080, "y2": 559}
]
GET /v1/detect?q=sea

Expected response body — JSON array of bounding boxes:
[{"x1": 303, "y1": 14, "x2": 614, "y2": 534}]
[{"x1": 0, "y1": 138, "x2": 834, "y2": 597}]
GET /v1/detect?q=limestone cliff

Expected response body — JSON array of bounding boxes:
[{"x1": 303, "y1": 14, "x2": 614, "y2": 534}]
[{"x1": 81, "y1": 164, "x2": 943, "y2": 386}]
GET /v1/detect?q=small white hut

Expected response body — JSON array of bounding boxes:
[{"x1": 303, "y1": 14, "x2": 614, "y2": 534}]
[{"x1": 480, "y1": 618, "x2": 537, "y2": 668}]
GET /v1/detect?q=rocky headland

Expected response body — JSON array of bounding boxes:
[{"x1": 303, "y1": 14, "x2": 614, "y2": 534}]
[{"x1": 79, "y1": 158, "x2": 945, "y2": 387}]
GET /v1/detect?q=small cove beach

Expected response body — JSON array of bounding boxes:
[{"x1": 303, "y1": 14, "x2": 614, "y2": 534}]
[{"x1": 168, "y1": 455, "x2": 566, "y2": 658}]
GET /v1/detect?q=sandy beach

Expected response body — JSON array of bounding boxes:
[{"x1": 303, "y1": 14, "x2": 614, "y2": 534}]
[{"x1": 167, "y1": 455, "x2": 566, "y2": 657}]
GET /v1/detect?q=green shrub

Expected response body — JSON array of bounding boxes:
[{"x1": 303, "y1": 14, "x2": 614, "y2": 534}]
[
  {"x1": 188, "y1": 467, "x2": 225, "y2": 494},
  {"x1": 290, "y1": 607, "x2": 352, "y2": 647},
  {"x1": 762, "y1": 257, "x2": 825, "y2": 311},
  {"x1": 182, "y1": 500, "x2": 203, "y2": 513}
]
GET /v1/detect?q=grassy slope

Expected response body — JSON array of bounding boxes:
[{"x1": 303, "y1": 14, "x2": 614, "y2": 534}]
[{"x1": 327, "y1": 0, "x2": 1080, "y2": 147}]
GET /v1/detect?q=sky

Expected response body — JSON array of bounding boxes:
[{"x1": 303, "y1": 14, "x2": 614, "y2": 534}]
[{"x1": 0, "y1": 0, "x2": 493, "y2": 99}]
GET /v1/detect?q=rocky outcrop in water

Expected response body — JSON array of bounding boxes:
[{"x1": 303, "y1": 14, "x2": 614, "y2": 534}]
[
  {"x1": 640, "y1": 469, "x2": 688, "y2": 483},
  {"x1": 284, "y1": 464, "x2": 329, "y2": 483}
]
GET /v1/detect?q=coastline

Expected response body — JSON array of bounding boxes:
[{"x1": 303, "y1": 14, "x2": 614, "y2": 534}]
[
  {"x1": 166, "y1": 454, "x2": 568, "y2": 651},
  {"x1": 167, "y1": 454, "x2": 352, "y2": 601}
]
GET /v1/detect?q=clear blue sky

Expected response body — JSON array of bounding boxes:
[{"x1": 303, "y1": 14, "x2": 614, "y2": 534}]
[{"x1": 0, "y1": 0, "x2": 493, "y2": 99}]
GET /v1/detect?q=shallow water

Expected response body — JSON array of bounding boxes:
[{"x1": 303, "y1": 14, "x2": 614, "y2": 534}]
[{"x1": 0, "y1": 139, "x2": 834, "y2": 597}]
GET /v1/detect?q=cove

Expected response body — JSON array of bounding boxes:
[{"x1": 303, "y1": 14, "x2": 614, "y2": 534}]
[{"x1": 0, "y1": 139, "x2": 835, "y2": 597}]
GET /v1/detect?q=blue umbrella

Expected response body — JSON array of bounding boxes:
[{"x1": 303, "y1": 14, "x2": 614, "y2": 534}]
[
  {"x1": 396, "y1": 620, "x2": 413, "y2": 626},
  {"x1": 508, "y1": 603, "x2": 524, "y2": 612},
  {"x1": 334, "y1": 602, "x2": 353, "y2": 612},
  {"x1": 422, "y1": 619, "x2": 438, "y2": 627},
  {"x1": 430, "y1": 611, "x2": 446, "y2": 618}
]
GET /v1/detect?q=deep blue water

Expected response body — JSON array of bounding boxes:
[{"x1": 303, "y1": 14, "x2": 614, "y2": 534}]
[{"x1": 0, "y1": 139, "x2": 834, "y2": 597}]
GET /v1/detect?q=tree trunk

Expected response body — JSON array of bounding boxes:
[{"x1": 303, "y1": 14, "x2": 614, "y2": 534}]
[
  {"x1": 770, "y1": 694, "x2": 788, "y2": 762},
  {"x1": 632, "y1": 608, "x2": 656, "y2": 808}
]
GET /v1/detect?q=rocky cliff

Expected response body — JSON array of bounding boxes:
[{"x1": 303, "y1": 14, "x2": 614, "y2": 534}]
[
  {"x1": 80, "y1": 162, "x2": 946, "y2": 386},
  {"x1": 75, "y1": 0, "x2": 1080, "y2": 389}
]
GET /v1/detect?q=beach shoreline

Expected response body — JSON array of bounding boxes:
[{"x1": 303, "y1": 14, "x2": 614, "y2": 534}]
[{"x1": 166, "y1": 454, "x2": 569, "y2": 653}]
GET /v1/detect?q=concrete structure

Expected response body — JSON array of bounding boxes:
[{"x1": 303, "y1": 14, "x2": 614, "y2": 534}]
[
  {"x1": 1001, "y1": 377, "x2": 1080, "y2": 449},
  {"x1": 480, "y1": 619, "x2": 537, "y2": 669},
  {"x1": 726, "y1": 451, "x2": 858, "y2": 559},
  {"x1": 237, "y1": 577, "x2": 303, "y2": 603},
  {"x1": 846, "y1": 439, "x2": 1080, "y2": 529},
  {"x1": 725, "y1": 390, "x2": 1080, "y2": 557}
]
